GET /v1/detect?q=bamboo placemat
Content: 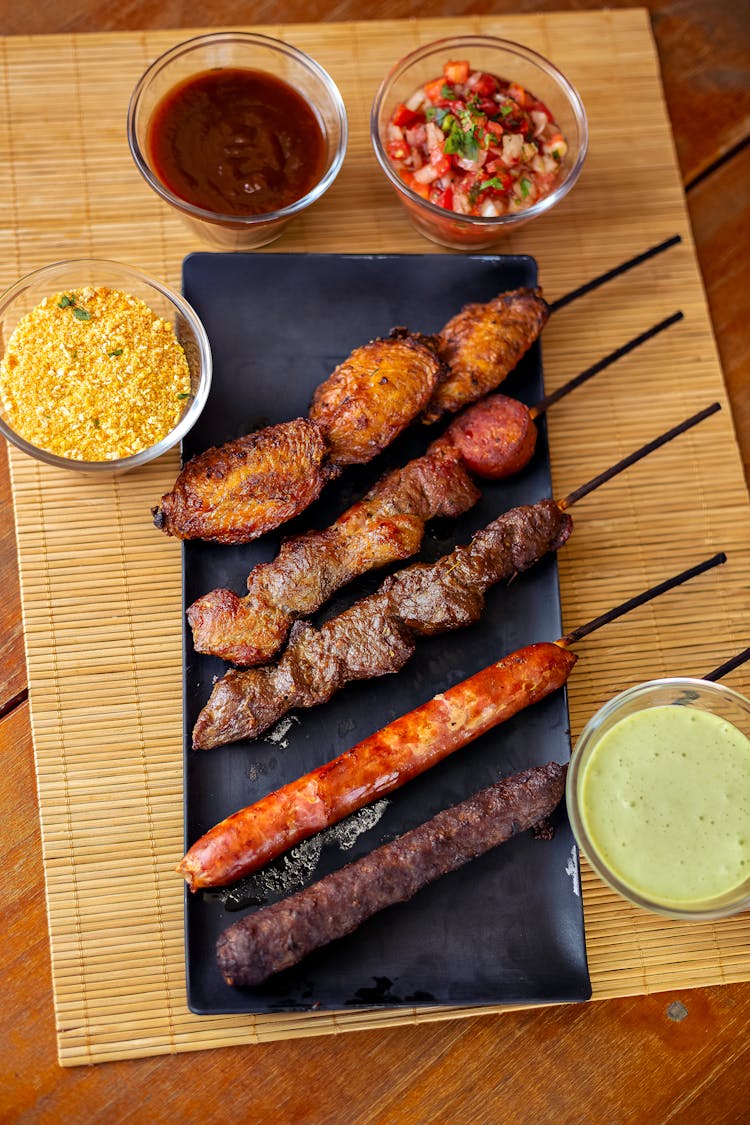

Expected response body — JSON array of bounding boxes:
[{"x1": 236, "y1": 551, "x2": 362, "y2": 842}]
[{"x1": 2, "y1": 12, "x2": 749, "y2": 1067}]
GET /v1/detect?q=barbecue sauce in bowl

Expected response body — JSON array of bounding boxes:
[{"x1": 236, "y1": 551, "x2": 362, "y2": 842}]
[{"x1": 146, "y1": 68, "x2": 327, "y2": 217}]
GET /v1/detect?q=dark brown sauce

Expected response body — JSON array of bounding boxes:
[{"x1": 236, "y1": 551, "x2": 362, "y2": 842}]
[{"x1": 147, "y1": 67, "x2": 327, "y2": 217}]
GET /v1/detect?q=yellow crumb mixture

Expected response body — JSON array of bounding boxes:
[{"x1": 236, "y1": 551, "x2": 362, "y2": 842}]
[{"x1": 0, "y1": 286, "x2": 192, "y2": 461}]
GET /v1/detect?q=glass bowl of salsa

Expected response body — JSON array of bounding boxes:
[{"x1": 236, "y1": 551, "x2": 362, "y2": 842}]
[
  {"x1": 371, "y1": 36, "x2": 588, "y2": 250},
  {"x1": 128, "y1": 32, "x2": 348, "y2": 250},
  {"x1": 566, "y1": 678, "x2": 750, "y2": 921}
]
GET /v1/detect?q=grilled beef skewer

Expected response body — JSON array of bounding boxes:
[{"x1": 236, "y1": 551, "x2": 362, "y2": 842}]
[
  {"x1": 215, "y1": 761, "x2": 567, "y2": 988},
  {"x1": 192, "y1": 499, "x2": 570, "y2": 750},
  {"x1": 189, "y1": 314, "x2": 682, "y2": 666},
  {"x1": 192, "y1": 405, "x2": 719, "y2": 751}
]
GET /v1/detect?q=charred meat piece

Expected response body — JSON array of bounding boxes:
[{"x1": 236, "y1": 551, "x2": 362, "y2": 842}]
[
  {"x1": 216, "y1": 761, "x2": 566, "y2": 988},
  {"x1": 423, "y1": 288, "x2": 549, "y2": 424},
  {"x1": 152, "y1": 418, "x2": 333, "y2": 544},
  {"x1": 192, "y1": 498, "x2": 573, "y2": 749},
  {"x1": 309, "y1": 333, "x2": 445, "y2": 465},
  {"x1": 187, "y1": 441, "x2": 479, "y2": 666}
]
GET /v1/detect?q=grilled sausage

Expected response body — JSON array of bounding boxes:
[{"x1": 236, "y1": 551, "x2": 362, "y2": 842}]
[
  {"x1": 215, "y1": 761, "x2": 567, "y2": 988},
  {"x1": 179, "y1": 642, "x2": 576, "y2": 890}
]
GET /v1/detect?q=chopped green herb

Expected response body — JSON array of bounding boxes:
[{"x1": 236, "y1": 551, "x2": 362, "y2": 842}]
[
  {"x1": 92, "y1": 417, "x2": 100, "y2": 428},
  {"x1": 478, "y1": 176, "x2": 508, "y2": 193},
  {"x1": 499, "y1": 105, "x2": 513, "y2": 118},
  {"x1": 58, "y1": 294, "x2": 75, "y2": 308},
  {"x1": 442, "y1": 109, "x2": 481, "y2": 161},
  {"x1": 552, "y1": 148, "x2": 561, "y2": 161},
  {"x1": 426, "y1": 105, "x2": 451, "y2": 126},
  {"x1": 108, "y1": 348, "x2": 124, "y2": 357},
  {"x1": 72, "y1": 307, "x2": 92, "y2": 321},
  {"x1": 177, "y1": 392, "x2": 190, "y2": 400},
  {"x1": 520, "y1": 177, "x2": 532, "y2": 198},
  {"x1": 440, "y1": 83, "x2": 458, "y2": 101}
]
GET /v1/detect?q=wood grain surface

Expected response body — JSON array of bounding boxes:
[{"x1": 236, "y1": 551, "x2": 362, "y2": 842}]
[{"x1": 2, "y1": 2, "x2": 749, "y2": 1121}]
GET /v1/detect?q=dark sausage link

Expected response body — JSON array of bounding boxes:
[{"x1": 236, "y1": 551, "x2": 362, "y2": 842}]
[{"x1": 216, "y1": 761, "x2": 566, "y2": 988}]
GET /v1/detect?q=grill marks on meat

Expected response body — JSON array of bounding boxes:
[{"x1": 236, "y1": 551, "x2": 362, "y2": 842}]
[
  {"x1": 424, "y1": 288, "x2": 549, "y2": 424},
  {"x1": 151, "y1": 418, "x2": 333, "y2": 545},
  {"x1": 309, "y1": 334, "x2": 445, "y2": 466},
  {"x1": 187, "y1": 440, "x2": 480, "y2": 666},
  {"x1": 216, "y1": 761, "x2": 566, "y2": 988},
  {"x1": 192, "y1": 499, "x2": 573, "y2": 749}
]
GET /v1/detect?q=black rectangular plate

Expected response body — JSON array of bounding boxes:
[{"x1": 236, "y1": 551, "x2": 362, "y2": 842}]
[{"x1": 181, "y1": 252, "x2": 590, "y2": 1015}]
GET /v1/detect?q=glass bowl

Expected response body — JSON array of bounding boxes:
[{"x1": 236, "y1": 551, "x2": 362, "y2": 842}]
[
  {"x1": 127, "y1": 31, "x2": 348, "y2": 250},
  {"x1": 371, "y1": 35, "x2": 588, "y2": 250},
  {"x1": 567, "y1": 678, "x2": 750, "y2": 921},
  {"x1": 0, "y1": 259, "x2": 212, "y2": 473}
]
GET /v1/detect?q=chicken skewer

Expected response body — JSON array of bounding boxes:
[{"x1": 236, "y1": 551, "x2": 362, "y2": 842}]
[
  {"x1": 192, "y1": 403, "x2": 720, "y2": 751},
  {"x1": 155, "y1": 236, "x2": 683, "y2": 545},
  {"x1": 188, "y1": 313, "x2": 682, "y2": 666},
  {"x1": 182, "y1": 552, "x2": 726, "y2": 894}
]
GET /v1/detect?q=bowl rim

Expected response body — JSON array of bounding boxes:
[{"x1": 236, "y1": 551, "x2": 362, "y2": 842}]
[
  {"x1": 566, "y1": 675, "x2": 750, "y2": 921},
  {"x1": 0, "y1": 257, "x2": 213, "y2": 472},
  {"x1": 370, "y1": 33, "x2": 589, "y2": 229},
  {"x1": 127, "y1": 30, "x2": 349, "y2": 227}
]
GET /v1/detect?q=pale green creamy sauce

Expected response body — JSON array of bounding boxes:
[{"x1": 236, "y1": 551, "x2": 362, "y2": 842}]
[{"x1": 580, "y1": 705, "x2": 750, "y2": 907}]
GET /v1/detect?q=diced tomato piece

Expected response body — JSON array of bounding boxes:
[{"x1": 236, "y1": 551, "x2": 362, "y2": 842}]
[
  {"x1": 474, "y1": 74, "x2": 499, "y2": 97},
  {"x1": 443, "y1": 60, "x2": 470, "y2": 84},
  {"x1": 508, "y1": 82, "x2": 527, "y2": 107},
  {"x1": 387, "y1": 139, "x2": 409, "y2": 161},
  {"x1": 424, "y1": 77, "x2": 447, "y2": 102},
  {"x1": 434, "y1": 186, "x2": 454, "y2": 210},
  {"x1": 400, "y1": 169, "x2": 431, "y2": 199},
  {"x1": 391, "y1": 103, "x2": 422, "y2": 128},
  {"x1": 485, "y1": 119, "x2": 504, "y2": 138}
]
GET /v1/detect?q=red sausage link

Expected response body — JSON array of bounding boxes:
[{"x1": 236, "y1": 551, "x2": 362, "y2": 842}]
[
  {"x1": 178, "y1": 641, "x2": 577, "y2": 890},
  {"x1": 444, "y1": 393, "x2": 537, "y2": 480}
]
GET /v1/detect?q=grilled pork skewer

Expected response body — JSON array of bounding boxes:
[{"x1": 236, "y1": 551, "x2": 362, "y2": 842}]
[
  {"x1": 215, "y1": 762, "x2": 567, "y2": 987},
  {"x1": 191, "y1": 404, "x2": 720, "y2": 751},
  {"x1": 188, "y1": 314, "x2": 682, "y2": 666},
  {"x1": 181, "y1": 552, "x2": 726, "y2": 891}
]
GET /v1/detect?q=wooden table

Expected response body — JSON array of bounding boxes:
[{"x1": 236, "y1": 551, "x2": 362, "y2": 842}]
[{"x1": 2, "y1": 2, "x2": 749, "y2": 1120}]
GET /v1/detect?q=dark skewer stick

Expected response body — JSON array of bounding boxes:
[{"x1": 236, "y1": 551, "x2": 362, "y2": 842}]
[
  {"x1": 531, "y1": 311, "x2": 683, "y2": 418},
  {"x1": 548, "y1": 235, "x2": 682, "y2": 313},
  {"x1": 703, "y1": 648, "x2": 750, "y2": 683},
  {"x1": 559, "y1": 553, "x2": 727, "y2": 648},
  {"x1": 558, "y1": 402, "x2": 721, "y2": 511}
]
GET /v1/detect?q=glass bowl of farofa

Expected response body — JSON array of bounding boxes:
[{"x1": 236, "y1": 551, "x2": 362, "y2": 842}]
[{"x1": 0, "y1": 259, "x2": 212, "y2": 472}]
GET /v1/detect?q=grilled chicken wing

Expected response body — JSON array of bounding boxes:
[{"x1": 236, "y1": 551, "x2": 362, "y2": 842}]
[
  {"x1": 152, "y1": 418, "x2": 333, "y2": 544},
  {"x1": 423, "y1": 288, "x2": 549, "y2": 423},
  {"x1": 309, "y1": 333, "x2": 445, "y2": 465}
]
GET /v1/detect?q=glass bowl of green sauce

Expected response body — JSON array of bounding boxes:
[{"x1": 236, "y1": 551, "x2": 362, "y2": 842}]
[{"x1": 567, "y1": 678, "x2": 750, "y2": 920}]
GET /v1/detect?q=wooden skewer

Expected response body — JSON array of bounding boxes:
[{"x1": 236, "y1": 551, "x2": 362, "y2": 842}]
[
  {"x1": 559, "y1": 552, "x2": 727, "y2": 647},
  {"x1": 558, "y1": 402, "x2": 721, "y2": 511},
  {"x1": 531, "y1": 311, "x2": 683, "y2": 419},
  {"x1": 548, "y1": 234, "x2": 682, "y2": 313},
  {"x1": 703, "y1": 647, "x2": 750, "y2": 683}
]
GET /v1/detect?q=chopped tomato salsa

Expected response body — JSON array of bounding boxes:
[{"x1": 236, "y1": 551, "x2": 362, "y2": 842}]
[{"x1": 385, "y1": 60, "x2": 568, "y2": 218}]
